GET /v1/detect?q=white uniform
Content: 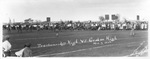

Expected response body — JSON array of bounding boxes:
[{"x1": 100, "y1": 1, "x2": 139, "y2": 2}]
[
  {"x1": 123, "y1": 23, "x2": 126, "y2": 30},
  {"x1": 2, "y1": 40, "x2": 12, "y2": 57},
  {"x1": 15, "y1": 48, "x2": 25, "y2": 57},
  {"x1": 111, "y1": 24, "x2": 115, "y2": 29},
  {"x1": 120, "y1": 24, "x2": 123, "y2": 30},
  {"x1": 102, "y1": 24, "x2": 106, "y2": 28},
  {"x1": 141, "y1": 23, "x2": 144, "y2": 30},
  {"x1": 144, "y1": 23, "x2": 148, "y2": 29},
  {"x1": 2, "y1": 40, "x2": 12, "y2": 52}
]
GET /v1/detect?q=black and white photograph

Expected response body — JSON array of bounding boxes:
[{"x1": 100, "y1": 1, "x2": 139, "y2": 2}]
[{"x1": 1, "y1": 0, "x2": 149, "y2": 58}]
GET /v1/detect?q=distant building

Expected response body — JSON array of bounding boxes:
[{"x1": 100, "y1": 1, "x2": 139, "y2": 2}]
[
  {"x1": 46, "y1": 17, "x2": 51, "y2": 26},
  {"x1": 47, "y1": 17, "x2": 51, "y2": 22},
  {"x1": 105, "y1": 14, "x2": 109, "y2": 20},
  {"x1": 111, "y1": 14, "x2": 119, "y2": 21},
  {"x1": 99, "y1": 16, "x2": 105, "y2": 21},
  {"x1": 24, "y1": 18, "x2": 33, "y2": 23},
  {"x1": 137, "y1": 15, "x2": 140, "y2": 20}
]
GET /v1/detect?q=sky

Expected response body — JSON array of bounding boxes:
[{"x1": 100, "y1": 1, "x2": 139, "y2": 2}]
[{"x1": 0, "y1": 0, "x2": 150, "y2": 23}]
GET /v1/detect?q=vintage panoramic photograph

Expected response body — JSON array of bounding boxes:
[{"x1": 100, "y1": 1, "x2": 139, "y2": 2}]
[{"x1": 1, "y1": 0, "x2": 149, "y2": 57}]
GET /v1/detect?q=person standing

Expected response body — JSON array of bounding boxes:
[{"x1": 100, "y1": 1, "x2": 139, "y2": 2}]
[
  {"x1": 8, "y1": 24, "x2": 11, "y2": 33},
  {"x1": 2, "y1": 35, "x2": 12, "y2": 57},
  {"x1": 37, "y1": 25, "x2": 41, "y2": 31},
  {"x1": 130, "y1": 23, "x2": 135, "y2": 36},
  {"x1": 18, "y1": 24, "x2": 22, "y2": 33},
  {"x1": 55, "y1": 23, "x2": 59, "y2": 37}
]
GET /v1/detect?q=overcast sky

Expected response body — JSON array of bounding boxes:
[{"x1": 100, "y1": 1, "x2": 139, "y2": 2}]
[{"x1": 0, "y1": 0, "x2": 150, "y2": 23}]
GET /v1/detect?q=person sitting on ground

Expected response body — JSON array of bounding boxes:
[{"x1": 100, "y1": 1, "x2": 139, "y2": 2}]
[
  {"x1": 22, "y1": 43, "x2": 32, "y2": 57},
  {"x1": 15, "y1": 43, "x2": 32, "y2": 57}
]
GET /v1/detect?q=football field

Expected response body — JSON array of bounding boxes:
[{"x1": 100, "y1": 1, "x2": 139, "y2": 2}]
[{"x1": 3, "y1": 30, "x2": 148, "y2": 57}]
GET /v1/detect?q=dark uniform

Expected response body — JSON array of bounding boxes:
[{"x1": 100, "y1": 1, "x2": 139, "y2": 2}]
[
  {"x1": 22, "y1": 43, "x2": 32, "y2": 57},
  {"x1": 55, "y1": 24, "x2": 59, "y2": 37},
  {"x1": 8, "y1": 24, "x2": 11, "y2": 32},
  {"x1": 130, "y1": 24, "x2": 135, "y2": 36},
  {"x1": 18, "y1": 24, "x2": 22, "y2": 32}
]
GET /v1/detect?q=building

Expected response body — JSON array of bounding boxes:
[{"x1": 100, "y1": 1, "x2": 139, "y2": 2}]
[
  {"x1": 137, "y1": 15, "x2": 140, "y2": 20},
  {"x1": 47, "y1": 17, "x2": 51, "y2": 22},
  {"x1": 24, "y1": 18, "x2": 33, "y2": 23},
  {"x1": 105, "y1": 14, "x2": 109, "y2": 20},
  {"x1": 111, "y1": 14, "x2": 119, "y2": 21}
]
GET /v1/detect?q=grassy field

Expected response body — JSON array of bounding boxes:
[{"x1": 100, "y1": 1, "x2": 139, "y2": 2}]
[{"x1": 3, "y1": 29, "x2": 148, "y2": 57}]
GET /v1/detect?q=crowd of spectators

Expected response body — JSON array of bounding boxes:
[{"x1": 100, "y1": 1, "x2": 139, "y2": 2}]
[{"x1": 3, "y1": 20, "x2": 148, "y2": 32}]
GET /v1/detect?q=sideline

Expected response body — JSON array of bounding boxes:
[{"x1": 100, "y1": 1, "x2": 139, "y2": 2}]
[
  {"x1": 124, "y1": 41, "x2": 147, "y2": 57},
  {"x1": 14, "y1": 31, "x2": 147, "y2": 40},
  {"x1": 11, "y1": 36, "x2": 146, "y2": 51},
  {"x1": 36, "y1": 41, "x2": 140, "y2": 57}
]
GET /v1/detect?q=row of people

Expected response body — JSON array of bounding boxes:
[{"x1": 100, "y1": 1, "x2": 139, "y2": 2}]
[{"x1": 3, "y1": 21, "x2": 148, "y2": 32}]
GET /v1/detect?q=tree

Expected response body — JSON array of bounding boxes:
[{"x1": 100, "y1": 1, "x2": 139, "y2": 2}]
[{"x1": 99, "y1": 16, "x2": 105, "y2": 21}]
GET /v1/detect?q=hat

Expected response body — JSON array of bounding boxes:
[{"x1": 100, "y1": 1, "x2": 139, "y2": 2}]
[
  {"x1": 24, "y1": 43, "x2": 31, "y2": 47},
  {"x1": 3, "y1": 35, "x2": 10, "y2": 41}
]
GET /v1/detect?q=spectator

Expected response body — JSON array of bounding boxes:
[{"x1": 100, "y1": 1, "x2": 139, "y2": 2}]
[
  {"x1": 15, "y1": 43, "x2": 32, "y2": 57},
  {"x1": 144, "y1": 23, "x2": 148, "y2": 30},
  {"x1": 22, "y1": 43, "x2": 32, "y2": 57},
  {"x1": 2, "y1": 35, "x2": 12, "y2": 57}
]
